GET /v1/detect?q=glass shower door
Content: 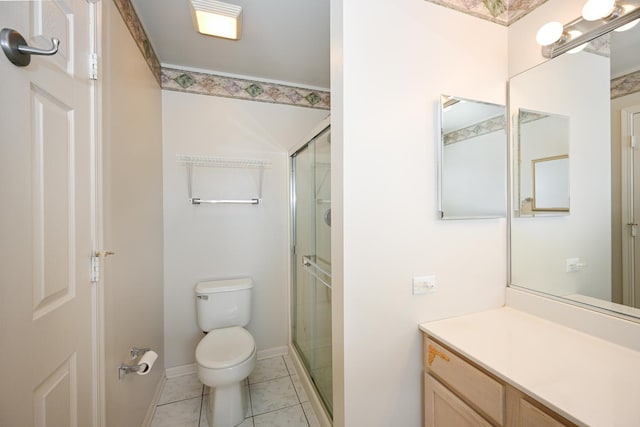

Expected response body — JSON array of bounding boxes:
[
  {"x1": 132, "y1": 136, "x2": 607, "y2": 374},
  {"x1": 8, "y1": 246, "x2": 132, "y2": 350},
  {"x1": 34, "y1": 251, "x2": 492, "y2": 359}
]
[{"x1": 291, "y1": 126, "x2": 332, "y2": 416}]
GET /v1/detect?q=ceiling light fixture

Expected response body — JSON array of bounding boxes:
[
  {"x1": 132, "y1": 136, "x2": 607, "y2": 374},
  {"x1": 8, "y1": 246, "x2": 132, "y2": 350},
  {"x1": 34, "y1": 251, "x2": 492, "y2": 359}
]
[
  {"x1": 536, "y1": 1, "x2": 640, "y2": 58},
  {"x1": 190, "y1": 0, "x2": 242, "y2": 40}
]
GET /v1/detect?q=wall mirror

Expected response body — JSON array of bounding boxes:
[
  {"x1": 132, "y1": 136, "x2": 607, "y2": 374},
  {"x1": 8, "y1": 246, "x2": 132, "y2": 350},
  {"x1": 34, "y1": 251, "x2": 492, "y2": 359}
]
[
  {"x1": 509, "y1": 8, "x2": 640, "y2": 320},
  {"x1": 516, "y1": 109, "x2": 570, "y2": 215},
  {"x1": 438, "y1": 95, "x2": 506, "y2": 219}
]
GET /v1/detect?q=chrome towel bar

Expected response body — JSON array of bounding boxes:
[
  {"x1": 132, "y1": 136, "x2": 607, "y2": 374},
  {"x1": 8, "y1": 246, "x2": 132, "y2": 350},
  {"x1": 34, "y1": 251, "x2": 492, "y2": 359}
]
[{"x1": 190, "y1": 198, "x2": 261, "y2": 205}]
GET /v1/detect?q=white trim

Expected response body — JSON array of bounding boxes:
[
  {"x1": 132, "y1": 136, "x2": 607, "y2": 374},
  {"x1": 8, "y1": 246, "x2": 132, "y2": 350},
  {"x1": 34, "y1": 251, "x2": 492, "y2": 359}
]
[
  {"x1": 89, "y1": 1, "x2": 105, "y2": 426},
  {"x1": 165, "y1": 363, "x2": 197, "y2": 378},
  {"x1": 161, "y1": 62, "x2": 330, "y2": 93},
  {"x1": 141, "y1": 375, "x2": 166, "y2": 427},
  {"x1": 288, "y1": 344, "x2": 332, "y2": 427},
  {"x1": 289, "y1": 116, "x2": 331, "y2": 156},
  {"x1": 621, "y1": 105, "x2": 640, "y2": 308},
  {"x1": 165, "y1": 345, "x2": 291, "y2": 379}
]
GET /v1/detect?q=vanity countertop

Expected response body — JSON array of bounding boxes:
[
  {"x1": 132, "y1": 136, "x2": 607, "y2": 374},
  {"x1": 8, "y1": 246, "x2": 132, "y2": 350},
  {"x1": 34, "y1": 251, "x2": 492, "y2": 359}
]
[{"x1": 419, "y1": 307, "x2": 640, "y2": 426}]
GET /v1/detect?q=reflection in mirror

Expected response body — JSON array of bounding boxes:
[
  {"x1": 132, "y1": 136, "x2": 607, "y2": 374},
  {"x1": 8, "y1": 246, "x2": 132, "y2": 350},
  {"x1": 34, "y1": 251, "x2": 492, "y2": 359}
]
[
  {"x1": 533, "y1": 155, "x2": 569, "y2": 211},
  {"x1": 509, "y1": 9, "x2": 640, "y2": 320},
  {"x1": 516, "y1": 110, "x2": 570, "y2": 215},
  {"x1": 438, "y1": 95, "x2": 506, "y2": 219}
]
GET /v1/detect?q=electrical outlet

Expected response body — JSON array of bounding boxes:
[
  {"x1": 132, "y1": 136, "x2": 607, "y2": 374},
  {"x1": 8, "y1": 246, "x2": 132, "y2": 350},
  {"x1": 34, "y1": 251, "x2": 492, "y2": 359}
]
[{"x1": 413, "y1": 275, "x2": 436, "y2": 295}]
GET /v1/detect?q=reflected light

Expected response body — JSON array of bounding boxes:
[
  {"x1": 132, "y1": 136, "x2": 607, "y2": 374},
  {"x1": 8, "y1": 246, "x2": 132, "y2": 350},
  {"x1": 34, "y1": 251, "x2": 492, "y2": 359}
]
[
  {"x1": 614, "y1": 5, "x2": 640, "y2": 31},
  {"x1": 567, "y1": 30, "x2": 588, "y2": 53}
]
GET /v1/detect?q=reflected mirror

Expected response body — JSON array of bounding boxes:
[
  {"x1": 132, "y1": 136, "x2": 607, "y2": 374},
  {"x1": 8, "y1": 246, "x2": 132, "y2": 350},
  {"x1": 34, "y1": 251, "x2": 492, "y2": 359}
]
[
  {"x1": 509, "y1": 9, "x2": 640, "y2": 319},
  {"x1": 516, "y1": 110, "x2": 570, "y2": 215},
  {"x1": 438, "y1": 95, "x2": 506, "y2": 219}
]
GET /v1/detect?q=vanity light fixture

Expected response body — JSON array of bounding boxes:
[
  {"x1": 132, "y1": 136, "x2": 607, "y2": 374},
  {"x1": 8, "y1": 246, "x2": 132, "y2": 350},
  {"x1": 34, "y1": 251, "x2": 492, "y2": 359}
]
[
  {"x1": 582, "y1": 0, "x2": 616, "y2": 21},
  {"x1": 614, "y1": 4, "x2": 640, "y2": 31},
  {"x1": 567, "y1": 30, "x2": 588, "y2": 53},
  {"x1": 190, "y1": 0, "x2": 242, "y2": 40},
  {"x1": 536, "y1": 21, "x2": 565, "y2": 46},
  {"x1": 537, "y1": 1, "x2": 640, "y2": 58}
]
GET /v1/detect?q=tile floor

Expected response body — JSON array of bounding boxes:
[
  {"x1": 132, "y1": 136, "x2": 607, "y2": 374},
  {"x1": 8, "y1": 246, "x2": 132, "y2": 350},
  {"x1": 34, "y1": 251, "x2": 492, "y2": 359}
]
[{"x1": 151, "y1": 354, "x2": 320, "y2": 427}]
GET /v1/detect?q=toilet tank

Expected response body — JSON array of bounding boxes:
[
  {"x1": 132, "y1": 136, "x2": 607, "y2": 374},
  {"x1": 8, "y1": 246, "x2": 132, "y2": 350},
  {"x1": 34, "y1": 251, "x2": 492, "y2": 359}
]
[{"x1": 195, "y1": 278, "x2": 253, "y2": 331}]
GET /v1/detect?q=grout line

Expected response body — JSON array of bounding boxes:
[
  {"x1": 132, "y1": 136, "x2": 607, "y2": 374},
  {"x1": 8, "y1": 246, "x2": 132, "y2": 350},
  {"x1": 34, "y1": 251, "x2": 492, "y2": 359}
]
[
  {"x1": 156, "y1": 395, "x2": 204, "y2": 407},
  {"x1": 251, "y1": 402, "x2": 306, "y2": 418}
]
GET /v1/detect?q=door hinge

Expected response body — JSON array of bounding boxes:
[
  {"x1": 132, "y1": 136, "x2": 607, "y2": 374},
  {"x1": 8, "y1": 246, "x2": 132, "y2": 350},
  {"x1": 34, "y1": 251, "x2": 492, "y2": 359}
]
[
  {"x1": 89, "y1": 53, "x2": 98, "y2": 80},
  {"x1": 632, "y1": 136, "x2": 637, "y2": 149},
  {"x1": 90, "y1": 252, "x2": 100, "y2": 283},
  {"x1": 629, "y1": 223, "x2": 638, "y2": 237}
]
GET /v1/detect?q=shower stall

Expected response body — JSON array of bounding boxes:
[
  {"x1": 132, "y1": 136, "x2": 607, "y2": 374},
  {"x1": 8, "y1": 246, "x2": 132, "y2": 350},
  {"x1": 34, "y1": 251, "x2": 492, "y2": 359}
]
[{"x1": 290, "y1": 123, "x2": 332, "y2": 417}]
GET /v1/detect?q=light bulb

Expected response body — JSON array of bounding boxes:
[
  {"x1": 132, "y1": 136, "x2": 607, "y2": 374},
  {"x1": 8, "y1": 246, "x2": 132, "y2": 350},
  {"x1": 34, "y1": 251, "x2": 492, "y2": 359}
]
[
  {"x1": 614, "y1": 5, "x2": 640, "y2": 31},
  {"x1": 582, "y1": 0, "x2": 616, "y2": 21},
  {"x1": 536, "y1": 21, "x2": 564, "y2": 46},
  {"x1": 567, "y1": 30, "x2": 588, "y2": 53}
]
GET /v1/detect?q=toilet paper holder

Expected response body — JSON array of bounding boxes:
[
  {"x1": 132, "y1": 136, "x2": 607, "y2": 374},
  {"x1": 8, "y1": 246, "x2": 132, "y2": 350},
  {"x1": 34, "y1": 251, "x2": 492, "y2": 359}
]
[{"x1": 119, "y1": 347, "x2": 157, "y2": 380}]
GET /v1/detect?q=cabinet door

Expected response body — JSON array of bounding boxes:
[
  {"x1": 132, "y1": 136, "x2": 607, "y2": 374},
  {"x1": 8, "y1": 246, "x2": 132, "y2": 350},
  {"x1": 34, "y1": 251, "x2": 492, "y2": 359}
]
[
  {"x1": 506, "y1": 386, "x2": 575, "y2": 427},
  {"x1": 425, "y1": 373, "x2": 492, "y2": 427}
]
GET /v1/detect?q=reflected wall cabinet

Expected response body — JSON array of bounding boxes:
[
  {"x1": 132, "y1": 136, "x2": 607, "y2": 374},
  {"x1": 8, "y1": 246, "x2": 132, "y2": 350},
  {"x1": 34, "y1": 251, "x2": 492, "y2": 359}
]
[{"x1": 423, "y1": 336, "x2": 576, "y2": 427}]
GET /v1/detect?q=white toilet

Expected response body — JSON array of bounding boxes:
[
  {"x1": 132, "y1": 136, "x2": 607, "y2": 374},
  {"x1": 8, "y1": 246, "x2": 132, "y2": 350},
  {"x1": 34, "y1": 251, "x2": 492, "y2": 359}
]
[{"x1": 195, "y1": 278, "x2": 257, "y2": 427}]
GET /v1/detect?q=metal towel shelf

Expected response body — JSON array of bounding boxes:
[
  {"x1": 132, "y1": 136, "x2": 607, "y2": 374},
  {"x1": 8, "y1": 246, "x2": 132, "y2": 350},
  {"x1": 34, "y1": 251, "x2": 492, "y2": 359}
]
[{"x1": 177, "y1": 155, "x2": 271, "y2": 206}]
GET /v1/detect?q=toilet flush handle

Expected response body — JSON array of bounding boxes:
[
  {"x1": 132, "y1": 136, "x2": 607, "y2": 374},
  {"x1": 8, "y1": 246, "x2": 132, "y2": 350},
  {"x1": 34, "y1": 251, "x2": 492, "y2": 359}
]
[{"x1": 197, "y1": 295, "x2": 208, "y2": 300}]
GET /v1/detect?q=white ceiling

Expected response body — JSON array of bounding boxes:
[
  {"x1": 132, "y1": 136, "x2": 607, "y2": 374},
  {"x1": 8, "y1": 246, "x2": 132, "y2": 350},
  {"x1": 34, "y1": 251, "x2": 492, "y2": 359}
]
[{"x1": 129, "y1": 0, "x2": 330, "y2": 89}]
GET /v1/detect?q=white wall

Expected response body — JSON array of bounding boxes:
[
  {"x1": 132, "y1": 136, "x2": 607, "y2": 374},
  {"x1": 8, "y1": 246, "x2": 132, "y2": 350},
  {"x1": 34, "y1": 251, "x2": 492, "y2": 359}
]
[
  {"x1": 162, "y1": 90, "x2": 327, "y2": 368},
  {"x1": 101, "y1": 1, "x2": 165, "y2": 426},
  {"x1": 331, "y1": 1, "x2": 508, "y2": 425}
]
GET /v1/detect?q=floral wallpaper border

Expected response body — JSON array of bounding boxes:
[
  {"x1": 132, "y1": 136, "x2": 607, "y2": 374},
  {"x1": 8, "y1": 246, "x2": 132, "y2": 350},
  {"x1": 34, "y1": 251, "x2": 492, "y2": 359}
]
[
  {"x1": 444, "y1": 115, "x2": 506, "y2": 145},
  {"x1": 425, "y1": 0, "x2": 548, "y2": 26},
  {"x1": 611, "y1": 70, "x2": 640, "y2": 99},
  {"x1": 111, "y1": 0, "x2": 329, "y2": 109},
  {"x1": 112, "y1": 0, "x2": 162, "y2": 85},
  {"x1": 161, "y1": 68, "x2": 330, "y2": 110}
]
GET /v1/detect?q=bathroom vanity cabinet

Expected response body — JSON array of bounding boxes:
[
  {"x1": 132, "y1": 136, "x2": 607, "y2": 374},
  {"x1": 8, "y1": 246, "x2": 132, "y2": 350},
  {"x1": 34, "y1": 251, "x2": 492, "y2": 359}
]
[
  {"x1": 419, "y1": 307, "x2": 640, "y2": 426},
  {"x1": 423, "y1": 336, "x2": 574, "y2": 427}
]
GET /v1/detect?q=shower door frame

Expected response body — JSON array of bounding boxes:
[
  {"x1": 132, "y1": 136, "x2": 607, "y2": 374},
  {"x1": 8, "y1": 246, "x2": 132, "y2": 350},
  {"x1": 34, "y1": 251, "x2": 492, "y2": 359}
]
[{"x1": 288, "y1": 118, "x2": 332, "y2": 422}]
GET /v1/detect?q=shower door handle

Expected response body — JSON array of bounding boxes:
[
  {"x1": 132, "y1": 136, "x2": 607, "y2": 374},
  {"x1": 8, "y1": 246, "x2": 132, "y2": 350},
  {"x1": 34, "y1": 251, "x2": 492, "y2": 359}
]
[{"x1": 302, "y1": 255, "x2": 332, "y2": 289}]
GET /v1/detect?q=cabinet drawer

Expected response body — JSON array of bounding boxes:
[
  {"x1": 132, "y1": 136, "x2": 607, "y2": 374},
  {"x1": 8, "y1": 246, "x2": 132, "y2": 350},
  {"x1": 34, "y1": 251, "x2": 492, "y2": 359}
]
[{"x1": 424, "y1": 337, "x2": 504, "y2": 425}]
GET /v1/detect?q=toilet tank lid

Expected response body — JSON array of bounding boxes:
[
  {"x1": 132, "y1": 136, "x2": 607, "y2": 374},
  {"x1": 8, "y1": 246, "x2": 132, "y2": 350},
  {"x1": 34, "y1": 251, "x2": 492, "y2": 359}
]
[{"x1": 195, "y1": 278, "x2": 253, "y2": 294}]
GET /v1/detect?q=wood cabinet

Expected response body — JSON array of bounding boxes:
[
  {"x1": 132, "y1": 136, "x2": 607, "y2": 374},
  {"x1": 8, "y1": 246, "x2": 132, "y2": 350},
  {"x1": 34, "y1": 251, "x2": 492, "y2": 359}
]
[{"x1": 423, "y1": 336, "x2": 576, "y2": 427}]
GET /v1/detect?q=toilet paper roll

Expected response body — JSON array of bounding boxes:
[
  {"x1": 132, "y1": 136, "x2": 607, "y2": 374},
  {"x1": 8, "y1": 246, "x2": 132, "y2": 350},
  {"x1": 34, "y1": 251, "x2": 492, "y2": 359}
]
[{"x1": 136, "y1": 350, "x2": 158, "y2": 375}]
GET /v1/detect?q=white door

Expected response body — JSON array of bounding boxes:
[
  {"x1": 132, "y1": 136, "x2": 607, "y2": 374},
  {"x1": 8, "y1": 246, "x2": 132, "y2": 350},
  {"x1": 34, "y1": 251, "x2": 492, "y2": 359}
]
[
  {"x1": 622, "y1": 107, "x2": 640, "y2": 308},
  {"x1": 0, "y1": 1, "x2": 97, "y2": 426}
]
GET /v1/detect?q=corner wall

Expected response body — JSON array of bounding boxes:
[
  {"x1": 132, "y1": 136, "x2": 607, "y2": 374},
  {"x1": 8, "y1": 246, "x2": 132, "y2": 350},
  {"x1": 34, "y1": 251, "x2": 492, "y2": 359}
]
[
  {"x1": 161, "y1": 90, "x2": 327, "y2": 369},
  {"x1": 101, "y1": 1, "x2": 165, "y2": 425},
  {"x1": 332, "y1": 0, "x2": 508, "y2": 425}
]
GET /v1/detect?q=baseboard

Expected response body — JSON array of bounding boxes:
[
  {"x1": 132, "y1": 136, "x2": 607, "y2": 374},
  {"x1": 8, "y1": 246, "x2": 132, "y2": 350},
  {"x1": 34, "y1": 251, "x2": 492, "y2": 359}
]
[
  {"x1": 164, "y1": 345, "x2": 289, "y2": 378},
  {"x1": 288, "y1": 344, "x2": 332, "y2": 427},
  {"x1": 165, "y1": 363, "x2": 196, "y2": 378},
  {"x1": 141, "y1": 373, "x2": 166, "y2": 427}
]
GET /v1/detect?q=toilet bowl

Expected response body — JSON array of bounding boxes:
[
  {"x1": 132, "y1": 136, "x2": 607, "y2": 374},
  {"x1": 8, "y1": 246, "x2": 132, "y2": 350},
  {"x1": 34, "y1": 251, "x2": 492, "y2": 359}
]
[
  {"x1": 194, "y1": 278, "x2": 256, "y2": 427},
  {"x1": 196, "y1": 326, "x2": 256, "y2": 426}
]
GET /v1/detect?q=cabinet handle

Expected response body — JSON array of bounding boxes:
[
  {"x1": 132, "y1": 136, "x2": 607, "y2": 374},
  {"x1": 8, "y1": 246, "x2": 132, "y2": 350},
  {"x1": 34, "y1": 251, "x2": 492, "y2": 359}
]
[{"x1": 428, "y1": 344, "x2": 450, "y2": 366}]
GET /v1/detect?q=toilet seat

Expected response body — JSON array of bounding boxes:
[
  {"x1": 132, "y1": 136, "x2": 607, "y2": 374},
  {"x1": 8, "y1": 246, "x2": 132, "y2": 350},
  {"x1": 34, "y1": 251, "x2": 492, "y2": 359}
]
[{"x1": 196, "y1": 326, "x2": 255, "y2": 369}]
